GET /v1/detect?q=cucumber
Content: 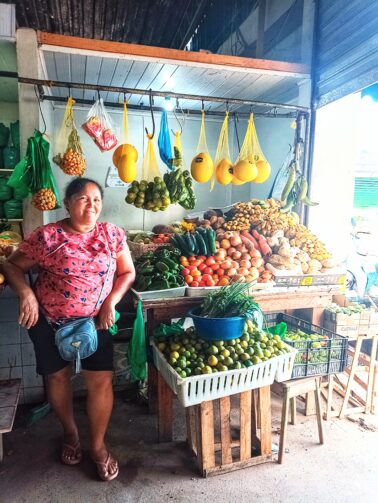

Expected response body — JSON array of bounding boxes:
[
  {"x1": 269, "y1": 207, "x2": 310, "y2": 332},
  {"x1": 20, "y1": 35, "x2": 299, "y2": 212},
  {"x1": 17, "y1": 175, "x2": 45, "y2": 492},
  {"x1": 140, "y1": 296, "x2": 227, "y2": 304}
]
[{"x1": 195, "y1": 231, "x2": 207, "y2": 256}]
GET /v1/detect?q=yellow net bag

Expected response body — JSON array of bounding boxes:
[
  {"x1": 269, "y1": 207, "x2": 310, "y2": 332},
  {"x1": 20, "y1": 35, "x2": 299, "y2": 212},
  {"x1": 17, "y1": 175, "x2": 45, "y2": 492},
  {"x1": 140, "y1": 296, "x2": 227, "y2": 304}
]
[
  {"x1": 232, "y1": 113, "x2": 259, "y2": 183},
  {"x1": 125, "y1": 134, "x2": 170, "y2": 211},
  {"x1": 213, "y1": 111, "x2": 233, "y2": 188},
  {"x1": 190, "y1": 109, "x2": 214, "y2": 183},
  {"x1": 112, "y1": 99, "x2": 138, "y2": 183},
  {"x1": 53, "y1": 97, "x2": 86, "y2": 176},
  {"x1": 250, "y1": 113, "x2": 271, "y2": 184}
]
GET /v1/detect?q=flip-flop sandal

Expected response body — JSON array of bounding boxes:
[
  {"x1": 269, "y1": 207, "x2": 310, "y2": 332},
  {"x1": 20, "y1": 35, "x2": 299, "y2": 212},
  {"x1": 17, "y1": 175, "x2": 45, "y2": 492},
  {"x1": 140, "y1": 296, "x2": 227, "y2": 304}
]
[
  {"x1": 93, "y1": 453, "x2": 119, "y2": 481},
  {"x1": 61, "y1": 441, "x2": 82, "y2": 466}
]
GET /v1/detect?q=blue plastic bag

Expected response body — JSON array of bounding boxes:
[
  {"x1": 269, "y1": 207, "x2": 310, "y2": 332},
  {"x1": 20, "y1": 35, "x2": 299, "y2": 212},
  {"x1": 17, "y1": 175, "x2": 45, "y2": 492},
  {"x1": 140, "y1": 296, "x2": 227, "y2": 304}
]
[{"x1": 158, "y1": 110, "x2": 173, "y2": 170}]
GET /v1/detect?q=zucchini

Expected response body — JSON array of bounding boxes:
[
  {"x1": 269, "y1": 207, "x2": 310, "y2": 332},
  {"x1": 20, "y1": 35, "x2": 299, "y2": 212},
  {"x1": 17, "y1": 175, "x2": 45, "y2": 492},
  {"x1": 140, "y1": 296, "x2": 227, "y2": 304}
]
[
  {"x1": 195, "y1": 231, "x2": 207, "y2": 256},
  {"x1": 206, "y1": 227, "x2": 217, "y2": 255}
]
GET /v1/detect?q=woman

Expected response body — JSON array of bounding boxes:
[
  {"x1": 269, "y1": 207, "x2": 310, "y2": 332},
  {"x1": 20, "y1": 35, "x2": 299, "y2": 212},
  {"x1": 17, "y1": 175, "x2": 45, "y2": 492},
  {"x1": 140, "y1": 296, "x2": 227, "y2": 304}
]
[{"x1": 1, "y1": 177, "x2": 135, "y2": 481}]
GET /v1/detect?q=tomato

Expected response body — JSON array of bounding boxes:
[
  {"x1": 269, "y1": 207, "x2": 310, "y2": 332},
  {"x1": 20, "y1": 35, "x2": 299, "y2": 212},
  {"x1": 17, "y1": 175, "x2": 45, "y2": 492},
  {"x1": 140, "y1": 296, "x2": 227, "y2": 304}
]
[
  {"x1": 191, "y1": 269, "x2": 201, "y2": 277},
  {"x1": 191, "y1": 281, "x2": 200, "y2": 287},
  {"x1": 202, "y1": 274, "x2": 213, "y2": 283},
  {"x1": 203, "y1": 267, "x2": 213, "y2": 275},
  {"x1": 191, "y1": 259, "x2": 201, "y2": 267},
  {"x1": 206, "y1": 278, "x2": 216, "y2": 287},
  {"x1": 217, "y1": 268, "x2": 225, "y2": 277},
  {"x1": 212, "y1": 274, "x2": 219, "y2": 281},
  {"x1": 205, "y1": 257, "x2": 216, "y2": 266},
  {"x1": 187, "y1": 265, "x2": 197, "y2": 271},
  {"x1": 184, "y1": 275, "x2": 193, "y2": 284},
  {"x1": 197, "y1": 255, "x2": 207, "y2": 263},
  {"x1": 211, "y1": 263, "x2": 220, "y2": 271},
  {"x1": 199, "y1": 280, "x2": 206, "y2": 287},
  {"x1": 218, "y1": 277, "x2": 230, "y2": 286},
  {"x1": 181, "y1": 268, "x2": 190, "y2": 276},
  {"x1": 189, "y1": 256, "x2": 197, "y2": 262},
  {"x1": 198, "y1": 263, "x2": 207, "y2": 272}
]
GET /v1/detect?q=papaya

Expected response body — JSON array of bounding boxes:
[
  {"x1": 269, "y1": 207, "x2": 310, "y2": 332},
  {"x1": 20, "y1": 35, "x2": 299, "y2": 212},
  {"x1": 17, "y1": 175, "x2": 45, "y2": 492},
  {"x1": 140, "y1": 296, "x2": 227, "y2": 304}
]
[
  {"x1": 215, "y1": 158, "x2": 233, "y2": 185},
  {"x1": 117, "y1": 155, "x2": 137, "y2": 183},
  {"x1": 253, "y1": 159, "x2": 271, "y2": 183},
  {"x1": 112, "y1": 144, "x2": 138, "y2": 167},
  {"x1": 233, "y1": 159, "x2": 258, "y2": 182},
  {"x1": 190, "y1": 152, "x2": 213, "y2": 183}
]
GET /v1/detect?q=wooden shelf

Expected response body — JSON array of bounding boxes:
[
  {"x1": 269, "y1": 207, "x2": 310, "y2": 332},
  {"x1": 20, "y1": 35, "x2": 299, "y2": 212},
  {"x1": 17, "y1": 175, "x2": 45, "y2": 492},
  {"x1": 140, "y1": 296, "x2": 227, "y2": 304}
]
[{"x1": 0, "y1": 169, "x2": 14, "y2": 174}]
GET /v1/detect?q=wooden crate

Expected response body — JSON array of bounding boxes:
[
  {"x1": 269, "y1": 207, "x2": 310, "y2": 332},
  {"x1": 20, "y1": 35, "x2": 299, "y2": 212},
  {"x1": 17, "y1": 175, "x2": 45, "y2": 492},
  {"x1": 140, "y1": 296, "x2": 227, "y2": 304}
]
[
  {"x1": 323, "y1": 296, "x2": 378, "y2": 338},
  {"x1": 185, "y1": 386, "x2": 273, "y2": 477}
]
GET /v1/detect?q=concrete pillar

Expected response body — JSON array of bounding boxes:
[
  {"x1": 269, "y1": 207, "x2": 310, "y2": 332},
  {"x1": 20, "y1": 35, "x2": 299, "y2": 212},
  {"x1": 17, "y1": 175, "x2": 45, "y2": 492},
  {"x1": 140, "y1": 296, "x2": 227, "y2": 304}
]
[{"x1": 16, "y1": 28, "x2": 43, "y2": 233}]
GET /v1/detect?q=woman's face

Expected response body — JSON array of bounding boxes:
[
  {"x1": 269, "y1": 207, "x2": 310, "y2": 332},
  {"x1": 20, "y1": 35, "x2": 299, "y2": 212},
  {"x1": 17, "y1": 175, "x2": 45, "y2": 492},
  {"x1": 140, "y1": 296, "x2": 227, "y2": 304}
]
[{"x1": 65, "y1": 183, "x2": 103, "y2": 227}]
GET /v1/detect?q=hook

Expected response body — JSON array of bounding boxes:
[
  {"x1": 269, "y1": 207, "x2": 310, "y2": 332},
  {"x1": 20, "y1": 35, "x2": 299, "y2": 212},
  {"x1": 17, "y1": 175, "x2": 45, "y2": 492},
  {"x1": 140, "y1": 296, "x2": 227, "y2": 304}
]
[
  {"x1": 97, "y1": 89, "x2": 101, "y2": 101},
  {"x1": 171, "y1": 109, "x2": 183, "y2": 136},
  {"x1": 34, "y1": 85, "x2": 47, "y2": 135},
  {"x1": 67, "y1": 85, "x2": 71, "y2": 99},
  {"x1": 123, "y1": 92, "x2": 127, "y2": 103},
  {"x1": 226, "y1": 101, "x2": 229, "y2": 113},
  {"x1": 201, "y1": 99, "x2": 205, "y2": 112},
  {"x1": 144, "y1": 89, "x2": 155, "y2": 138}
]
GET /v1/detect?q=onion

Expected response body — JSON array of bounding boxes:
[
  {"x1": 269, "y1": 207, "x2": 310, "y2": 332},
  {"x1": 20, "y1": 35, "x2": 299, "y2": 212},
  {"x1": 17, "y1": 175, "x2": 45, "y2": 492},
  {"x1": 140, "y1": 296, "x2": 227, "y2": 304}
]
[
  {"x1": 221, "y1": 239, "x2": 231, "y2": 250},
  {"x1": 215, "y1": 250, "x2": 227, "y2": 261},
  {"x1": 224, "y1": 231, "x2": 234, "y2": 240},
  {"x1": 230, "y1": 260, "x2": 239, "y2": 269},
  {"x1": 220, "y1": 260, "x2": 232, "y2": 270},
  {"x1": 241, "y1": 253, "x2": 251, "y2": 261},
  {"x1": 227, "y1": 267, "x2": 238, "y2": 277},
  {"x1": 248, "y1": 267, "x2": 259, "y2": 280},
  {"x1": 230, "y1": 234, "x2": 242, "y2": 247},
  {"x1": 227, "y1": 247, "x2": 237, "y2": 256},
  {"x1": 250, "y1": 249, "x2": 262, "y2": 259},
  {"x1": 251, "y1": 257, "x2": 264, "y2": 268},
  {"x1": 240, "y1": 259, "x2": 251, "y2": 269},
  {"x1": 231, "y1": 251, "x2": 242, "y2": 260},
  {"x1": 238, "y1": 267, "x2": 249, "y2": 276}
]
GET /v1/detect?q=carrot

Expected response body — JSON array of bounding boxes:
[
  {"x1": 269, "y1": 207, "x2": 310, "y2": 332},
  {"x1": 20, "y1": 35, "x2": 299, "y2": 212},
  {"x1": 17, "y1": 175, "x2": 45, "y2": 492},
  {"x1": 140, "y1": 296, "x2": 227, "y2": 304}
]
[
  {"x1": 240, "y1": 235, "x2": 254, "y2": 250},
  {"x1": 259, "y1": 241, "x2": 272, "y2": 257},
  {"x1": 241, "y1": 231, "x2": 259, "y2": 249}
]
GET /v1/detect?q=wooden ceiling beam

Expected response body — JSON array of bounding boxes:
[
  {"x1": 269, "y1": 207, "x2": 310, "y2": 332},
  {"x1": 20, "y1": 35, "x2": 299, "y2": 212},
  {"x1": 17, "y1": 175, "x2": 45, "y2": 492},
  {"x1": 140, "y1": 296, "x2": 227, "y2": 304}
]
[{"x1": 37, "y1": 31, "x2": 310, "y2": 78}]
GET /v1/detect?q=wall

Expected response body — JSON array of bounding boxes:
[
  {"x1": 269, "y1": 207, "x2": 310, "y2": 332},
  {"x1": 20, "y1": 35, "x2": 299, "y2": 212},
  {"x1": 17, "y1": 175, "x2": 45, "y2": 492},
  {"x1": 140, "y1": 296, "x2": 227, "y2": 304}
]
[{"x1": 0, "y1": 101, "x2": 19, "y2": 125}]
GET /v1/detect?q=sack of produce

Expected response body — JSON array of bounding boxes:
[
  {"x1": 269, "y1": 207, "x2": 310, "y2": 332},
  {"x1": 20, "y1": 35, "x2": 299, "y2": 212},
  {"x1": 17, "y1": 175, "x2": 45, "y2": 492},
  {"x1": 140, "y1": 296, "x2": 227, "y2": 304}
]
[
  {"x1": 0, "y1": 201, "x2": 4, "y2": 218},
  {"x1": 53, "y1": 97, "x2": 86, "y2": 176},
  {"x1": 0, "y1": 177, "x2": 12, "y2": 201},
  {"x1": 0, "y1": 123, "x2": 10, "y2": 148},
  {"x1": 3, "y1": 146, "x2": 20, "y2": 170},
  {"x1": 249, "y1": 114, "x2": 271, "y2": 184},
  {"x1": 233, "y1": 113, "x2": 258, "y2": 183},
  {"x1": 191, "y1": 109, "x2": 214, "y2": 183},
  {"x1": 112, "y1": 99, "x2": 138, "y2": 183},
  {"x1": 125, "y1": 134, "x2": 171, "y2": 212},
  {"x1": 7, "y1": 158, "x2": 31, "y2": 200},
  {"x1": 214, "y1": 111, "x2": 233, "y2": 187},
  {"x1": 158, "y1": 110, "x2": 173, "y2": 170},
  {"x1": 10, "y1": 120, "x2": 20, "y2": 149},
  {"x1": 163, "y1": 131, "x2": 196, "y2": 210},
  {"x1": 82, "y1": 97, "x2": 118, "y2": 152},
  {"x1": 4, "y1": 199, "x2": 23, "y2": 219}
]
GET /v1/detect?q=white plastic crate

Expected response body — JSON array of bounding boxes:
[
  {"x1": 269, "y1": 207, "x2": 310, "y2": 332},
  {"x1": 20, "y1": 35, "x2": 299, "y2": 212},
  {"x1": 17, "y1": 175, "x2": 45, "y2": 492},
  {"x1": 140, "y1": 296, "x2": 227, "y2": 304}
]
[
  {"x1": 131, "y1": 286, "x2": 186, "y2": 300},
  {"x1": 274, "y1": 343, "x2": 298, "y2": 382},
  {"x1": 186, "y1": 286, "x2": 221, "y2": 297},
  {"x1": 151, "y1": 341, "x2": 278, "y2": 407}
]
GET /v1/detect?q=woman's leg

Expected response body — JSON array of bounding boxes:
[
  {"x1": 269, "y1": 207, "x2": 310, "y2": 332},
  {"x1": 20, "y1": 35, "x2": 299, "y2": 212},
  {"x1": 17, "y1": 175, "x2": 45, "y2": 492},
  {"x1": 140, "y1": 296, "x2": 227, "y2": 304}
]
[
  {"x1": 82, "y1": 370, "x2": 118, "y2": 478},
  {"x1": 46, "y1": 365, "x2": 81, "y2": 463}
]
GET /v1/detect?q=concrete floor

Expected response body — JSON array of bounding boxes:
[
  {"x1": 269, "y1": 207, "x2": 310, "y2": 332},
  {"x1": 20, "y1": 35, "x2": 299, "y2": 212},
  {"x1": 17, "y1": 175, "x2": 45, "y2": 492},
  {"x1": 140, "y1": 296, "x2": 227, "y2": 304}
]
[{"x1": 1, "y1": 389, "x2": 378, "y2": 503}]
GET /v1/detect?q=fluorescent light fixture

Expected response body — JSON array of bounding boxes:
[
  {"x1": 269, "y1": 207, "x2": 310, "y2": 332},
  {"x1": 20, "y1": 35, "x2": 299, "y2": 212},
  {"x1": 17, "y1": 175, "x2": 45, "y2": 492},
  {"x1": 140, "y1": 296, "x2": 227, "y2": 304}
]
[{"x1": 164, "y1": 96, "x2": 175, "y2": 112}]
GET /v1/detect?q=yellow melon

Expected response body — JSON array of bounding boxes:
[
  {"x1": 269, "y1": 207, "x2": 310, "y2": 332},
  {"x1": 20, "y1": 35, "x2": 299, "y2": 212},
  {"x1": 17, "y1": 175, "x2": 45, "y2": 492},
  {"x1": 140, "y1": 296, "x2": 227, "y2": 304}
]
[
  {"x1": 233, "y1": 159, "x2": 258, "y2": 182},
  {"x1": 231, "y1": 175, "x2": 246, "y2": 185},
  {"x1": 190, "y1": 152, "x2": 214, "y2": 183},
  {"x1": 113, "y1": 144, "x2": 138, "y2": 167},
  {"x1": 253, "y1": 159, "x2": 271, "y2": 183},
  {"x1": 215, "y1": 158, "x2": 233, "y2": 185},
  {"x1": 117, "y1": 155, "x2": 137, "y2": 183}
]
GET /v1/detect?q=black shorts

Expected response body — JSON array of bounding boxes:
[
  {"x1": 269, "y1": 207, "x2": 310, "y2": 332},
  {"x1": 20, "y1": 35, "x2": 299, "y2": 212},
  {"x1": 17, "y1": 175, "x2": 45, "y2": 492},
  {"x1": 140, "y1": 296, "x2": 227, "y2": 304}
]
[{"x1": 28, "y1": 313, "x2": 114, "y2": 375}]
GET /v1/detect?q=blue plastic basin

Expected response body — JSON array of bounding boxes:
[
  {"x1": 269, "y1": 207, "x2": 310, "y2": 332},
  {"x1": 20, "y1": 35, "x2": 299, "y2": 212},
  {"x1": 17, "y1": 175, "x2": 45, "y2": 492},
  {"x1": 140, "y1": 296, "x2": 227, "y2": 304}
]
[{"x1": 188, "y1": 307, "x2": 246, "y2": 341}]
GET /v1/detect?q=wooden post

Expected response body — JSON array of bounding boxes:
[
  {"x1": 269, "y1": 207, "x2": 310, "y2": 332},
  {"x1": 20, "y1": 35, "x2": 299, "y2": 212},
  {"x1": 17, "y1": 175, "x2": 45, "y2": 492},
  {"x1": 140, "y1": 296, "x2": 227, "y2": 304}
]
[
  {"x1": 340, "y1": 336, "x2": 363, "y2": 418},
  {"x1": 240, "y1": 391, "x2": 252, "y2": 461},
  {"x1": 198, "y1": 401, "x2": 215, "y2": 476},
  {"x1": 258, "y1": 386, "x2": 272, "y2": 456},
  {"x1": 365, "y1": 335, "x2": 378, "y2": 414},
  {"x1": 157, "y1": 371, "x2": 173, "y2": 442},
  {"x1": 219, "y1": 396, "x2": 232, "y2": 465}
]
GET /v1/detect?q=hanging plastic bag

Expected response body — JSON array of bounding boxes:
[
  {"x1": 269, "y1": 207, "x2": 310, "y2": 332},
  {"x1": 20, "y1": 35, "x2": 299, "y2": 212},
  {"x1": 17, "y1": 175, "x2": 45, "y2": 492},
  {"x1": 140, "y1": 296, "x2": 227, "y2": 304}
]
[
  {"x1": 128, "y1": 300, "x2": 147, "y2": 382},
  {"x1": 112, "y1": 99, "x2": 138, "y2": 183},
  {"x1": 250, "y1": 114, "x2": 271, "y2": 184},
  {"x1": 158, "y1": 110, "x2": 173, "y2": 170},
  {"x1": 82, "y1": 97, "x2": 118, "y2": 152},
  {"x1": 53, "y1": 97, "x2": 86, "y2": 176},
  {"x1": 7, "y1": 158, "x2": 31, "y2": 200},
  {"x1": 125, "y1": 134, "x2": 171, "y2": 211},
  {"x1": 213, "y1": 111, "x2": 233, "y2": 188},
  {"x1": 191, "y1": 109, "x2": 214, "y2": 183},
  {"x1": 233, "y1": 113, "x2": 259, "y2": 183}
]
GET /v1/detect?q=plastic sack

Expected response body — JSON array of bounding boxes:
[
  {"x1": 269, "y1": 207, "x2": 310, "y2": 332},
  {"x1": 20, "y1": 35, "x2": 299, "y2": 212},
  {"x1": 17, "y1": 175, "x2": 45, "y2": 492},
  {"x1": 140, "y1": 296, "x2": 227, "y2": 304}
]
[
  {"x1": 10, "y1": 120, "x2": 20, "y2": 149},
  {"x1": 54, "y1": 97, "x2": 86, "y2": 176},
  {"x1": 267, "y1": 322, "x2": 288, "y2": 339},
  {"x1": 158, "y1": 110, "x2": 173, "y2": 170},
  {"x1": 3, "y1": 146, "x2": 20, "y2": 169},
  {"x1": 112, "y1": 100, "x2": 138, "y2": 183},
  {"x1": 213, "y1": 111, "x2": 233, "y2": 189},
  {"x1": 190, "y1": 109, "x2": 214, "y2": 183},
  {"x1": 0, "y1": 201, "x2": 4, "y2": 218},
  {"x1": 82, "y1": 98, "x2": 118, "y2": 152},
  {"x1": 3, "y1": 199, "x2": 23, "y2": 219},
  {"x1": 7, "y1": 158, "x2": 31, "y2": 200},
  {"x1": 0, "y1": 123, "x2": 10, "y2": 148},
  {"x1": 128, "y1": 300, "x2": 147, "y2": 382},
  {"x1": 0, "y1": 178, "x2": 12, "y2": 201},
  {"x1": 153, "y1": 318, "x2": 185, "y2": 339}
]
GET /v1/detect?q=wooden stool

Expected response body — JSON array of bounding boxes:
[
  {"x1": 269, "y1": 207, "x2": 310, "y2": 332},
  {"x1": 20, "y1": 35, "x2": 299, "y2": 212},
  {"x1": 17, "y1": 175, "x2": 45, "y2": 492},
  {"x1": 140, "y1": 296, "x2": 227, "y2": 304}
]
[
  {"x1": 0, "y1": 379, "x2": 21, "y2": 462},
  {"x1": 278, "y1": 377, "x2": 324, "y2": 464}
]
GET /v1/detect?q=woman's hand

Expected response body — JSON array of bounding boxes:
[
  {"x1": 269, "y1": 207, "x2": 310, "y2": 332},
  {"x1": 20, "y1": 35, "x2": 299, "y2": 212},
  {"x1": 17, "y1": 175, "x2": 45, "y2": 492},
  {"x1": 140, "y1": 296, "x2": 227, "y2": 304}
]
[
  {"x1": 19, "y1": 289, "x2": 39, "y2": 329},
  {"x1": 97, "y1": 299, "x2": 116, "y2": 331}
]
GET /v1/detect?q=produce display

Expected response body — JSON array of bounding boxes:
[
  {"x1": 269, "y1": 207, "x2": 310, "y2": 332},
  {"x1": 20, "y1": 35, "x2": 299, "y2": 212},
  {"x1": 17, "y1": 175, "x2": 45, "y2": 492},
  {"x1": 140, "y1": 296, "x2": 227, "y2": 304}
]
[
  {"x1": 283, "y1": 329, "x2": 342, "y2": 365},
  {"x1": 133, "y1": 247, "x2": 185, "y2": 291},
  {"x1": 128, "y1": 231, "x2": 172, "y2": 245},
  {"x1": 0, "y1": 230, "x2": 21, "y2": 263},
  {"x1": 125, "y1": 178, "x2": 171, "y2": 211},
  {"x1": 325, "y1": 302, "x2": 367, "y2": 315},
  {"x1": 164, "y1": 167, "x2": 196, "y2": 210},
  {"x1": 154, "y1": 319, "x2": 290, "y2": 378},
  {"x1": 171, "y1": 228, "x2": 217, "y2": 258}
]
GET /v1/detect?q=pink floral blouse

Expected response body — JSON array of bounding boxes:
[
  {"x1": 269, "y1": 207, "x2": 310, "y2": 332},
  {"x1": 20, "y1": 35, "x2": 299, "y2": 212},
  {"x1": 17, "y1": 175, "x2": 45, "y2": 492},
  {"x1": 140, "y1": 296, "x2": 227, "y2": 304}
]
[{"x1": 19, "y1": 221, "x2": 127, "y2": 323}]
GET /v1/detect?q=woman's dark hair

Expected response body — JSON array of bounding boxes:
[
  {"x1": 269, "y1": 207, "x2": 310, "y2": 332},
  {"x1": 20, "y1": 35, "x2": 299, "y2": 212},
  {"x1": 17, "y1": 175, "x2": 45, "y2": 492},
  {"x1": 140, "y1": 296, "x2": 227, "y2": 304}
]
[{"x1": 64, "y1": 177, "x2": 104, "y2": 200}]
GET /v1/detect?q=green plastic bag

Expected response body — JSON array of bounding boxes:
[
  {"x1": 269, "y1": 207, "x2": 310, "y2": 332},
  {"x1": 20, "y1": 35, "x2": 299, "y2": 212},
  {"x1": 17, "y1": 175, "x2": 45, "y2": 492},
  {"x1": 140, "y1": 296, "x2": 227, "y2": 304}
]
[
  {"x1": 267, "y1": 322, "x2": 288, "y2": 339},
  {"x1": 0, "y1": 201, "x2": 4, "y2": 218},
  {"x1": 0, "y1": 178, "x2": 12, "y2": 201},
  {"x1": 4, "y1": 199, "x2": 23, "y2": 219},
  {"x1": 0, "y1": 123, "x2": 10, "y2": 148},
  {"x1": 3, "y1": 146, "x2": 20, "y2": 169},
  {"x1": 10, "y1": 120, "x2": 20, "y2": 149},
  {"x1": 128, "y1": 300, "x2": 147, "y2": 381},
  {"x1": 154, "y1": 318, "x2": 185, "y2": 338}
]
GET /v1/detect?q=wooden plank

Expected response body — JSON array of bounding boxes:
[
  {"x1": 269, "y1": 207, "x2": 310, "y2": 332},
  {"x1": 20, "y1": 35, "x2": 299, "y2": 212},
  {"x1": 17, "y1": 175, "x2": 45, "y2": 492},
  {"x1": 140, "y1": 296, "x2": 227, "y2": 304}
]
[
  {"x1": 314, "y1": 379, "x2": 324, "y2": 444},
  {"x1": 203, "y1": 454, "x2": 273, "y2": 477},
  {"x1": 37, "y1": 32, "x2": 310, "y2": 77},
  {"x1": 365, "y1": 335, "x2": 378, "y2": 414},
  {"x1": 186, "y1": 407, "x2": 197, "y2": 455},
  {"x1": 325, "y1": 374, "x2": 334, "y2": 420},
  {"x1": 147, "y1": 362, "x2": 158, "y2": 414},
  {"x1": 157, "y1": 371, "x2": 173, "y2": 442},
  {"x1": 340, "y1": 336, "x2": 363, "y2": 418},
  {"x1": 240, "y1": 391, "x2": 252, "y2": 461},
  {"x1": 214, "y1": 441, "x2": 240, "y2": 451},
  {"x1": 195, "y1": 405, "x2": 203, "y2": 471},
  {"x1": 219, "y1": 396, "x2": 232, "y2": 465},
  {"x1": 258, "y1": 386, "x2": 272, "y2": 457},
  {"x1": 199, "y1": 401, "x2": 215, "y2": 473},
  {"x1": 251, "y1": 390, "x2": 259, "y2": 448}
]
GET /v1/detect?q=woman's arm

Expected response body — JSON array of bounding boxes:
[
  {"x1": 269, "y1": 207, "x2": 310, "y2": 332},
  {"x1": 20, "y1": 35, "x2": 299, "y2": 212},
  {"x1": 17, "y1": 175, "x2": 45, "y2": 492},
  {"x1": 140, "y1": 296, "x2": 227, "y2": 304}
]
[
  {"x1": 97, "y1": 247, "x2": 136, "y2": 330},
  {"x1": 1, "y1": 251, "x2": 39, "y2": 328}
]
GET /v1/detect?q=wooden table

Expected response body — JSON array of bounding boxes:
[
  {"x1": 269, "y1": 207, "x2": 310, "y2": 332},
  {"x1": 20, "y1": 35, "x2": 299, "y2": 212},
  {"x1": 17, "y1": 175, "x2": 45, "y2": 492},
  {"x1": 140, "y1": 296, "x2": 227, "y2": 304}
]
[{"x1": 138, "y1": 288, "x2": 335, "y2": 440}]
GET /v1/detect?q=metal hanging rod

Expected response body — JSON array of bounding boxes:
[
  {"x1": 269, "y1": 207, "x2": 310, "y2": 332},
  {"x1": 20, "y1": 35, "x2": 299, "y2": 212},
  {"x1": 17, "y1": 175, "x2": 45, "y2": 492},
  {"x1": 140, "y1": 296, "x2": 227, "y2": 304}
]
[{"x1": 0, "y1": 71, "x2": 310, "y2": 113}]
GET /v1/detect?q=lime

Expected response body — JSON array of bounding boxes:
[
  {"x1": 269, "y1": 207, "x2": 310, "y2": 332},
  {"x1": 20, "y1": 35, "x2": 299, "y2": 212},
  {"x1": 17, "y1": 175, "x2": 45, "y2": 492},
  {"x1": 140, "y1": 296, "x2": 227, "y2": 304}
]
[
  {"x1": 202, "y1": 365, "x2": 212, "y2": 374},
  {"x1": 208, "y1": 355, "x2": 218, "y2": 367},
  {"x1": 170, "y1": 351, "x2": 179, "y2": 360},
  {"x1": 221, "y1": 349, "x2": 230, "y2": 358},
  {"x1": 252, "y1": 356, "x2": 262, "y2": 364}
]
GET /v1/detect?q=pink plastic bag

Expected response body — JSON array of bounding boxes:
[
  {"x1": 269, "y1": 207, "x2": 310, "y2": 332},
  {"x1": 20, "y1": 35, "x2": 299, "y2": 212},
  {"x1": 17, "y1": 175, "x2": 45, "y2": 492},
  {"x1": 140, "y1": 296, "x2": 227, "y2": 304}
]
[{"x1": 82, "y1": 98, "x2": 118, "y2": 152}]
